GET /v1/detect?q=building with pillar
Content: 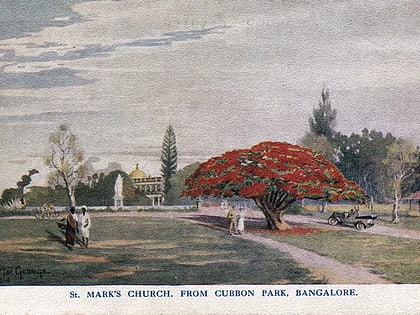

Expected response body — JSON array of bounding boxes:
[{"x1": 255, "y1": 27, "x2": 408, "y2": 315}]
[{"x1": 128, "y1": 163, "x2": 163, "y2": 207}]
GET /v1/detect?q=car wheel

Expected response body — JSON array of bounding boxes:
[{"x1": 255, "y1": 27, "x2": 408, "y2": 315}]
[
  {"x1": 355, "y1": 222, "x2": 365, "y2": 230},
  {"x1": 328, "y1": 217, "x2": 338, "y2": 226}
]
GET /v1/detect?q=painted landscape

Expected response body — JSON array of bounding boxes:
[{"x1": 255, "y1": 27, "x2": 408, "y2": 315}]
[{"x1": 0, "y1": 1, "x2": 419, "y2": 288}]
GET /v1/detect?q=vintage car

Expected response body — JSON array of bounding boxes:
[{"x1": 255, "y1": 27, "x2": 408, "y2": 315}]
[{"x1": 327, "y1": 208, "x2": 377, "y2": 230}]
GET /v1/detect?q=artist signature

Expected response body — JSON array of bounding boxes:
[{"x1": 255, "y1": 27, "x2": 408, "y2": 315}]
[{"x1": 0, "y1": 266, "x2": 50, "y2": 283}]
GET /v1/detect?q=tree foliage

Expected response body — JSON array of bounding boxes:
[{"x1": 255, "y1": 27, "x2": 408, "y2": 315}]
[
  {"x1": 299, "y1": 133, "x2": 336, "y2": 162},
  {"x1": 165, "y1": 162, "x2": 200, "y2": 205},
  {"x1": 44, "y1": 124, "x2": 92, "y2": 207},
  {"x1": 24, "y1": 185, "x2": 68, "y2": 207},
  {"x1": 16, "y1": 169, "x2": 39, "y2": 193},
  {"x1": 75, "y1": 170, "x2": 151, "y2": 207},
  {"x1": 1, "y1": 169, "x2": 39, "y2": 208},
  {"x1": 309, "y1": 88, "x2": 337, "y2": 140},
  {"x1": 183, "y1": 141, "x2": 366, "y2": 230},
  {"x1": 333, "y1": 129, "x2": 397, "y2": 202},
  {"x1": 383, "y1": 139, "x2": 419, "y2": 223},
  {"x1": 160, "y1": 124, "x2": 178, "y2": 196}
]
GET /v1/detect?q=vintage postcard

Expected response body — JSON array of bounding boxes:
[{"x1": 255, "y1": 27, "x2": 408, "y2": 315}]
[{"x1": 0, "y1": 1, "x2": 419, "y2": 314}]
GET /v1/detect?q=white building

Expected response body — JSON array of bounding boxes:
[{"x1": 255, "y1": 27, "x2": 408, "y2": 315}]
[{"x1": 128, "y1": 163, "x2": 163, "y2": 207}]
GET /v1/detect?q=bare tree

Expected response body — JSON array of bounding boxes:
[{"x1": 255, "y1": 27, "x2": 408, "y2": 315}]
[
  {"x1": 44, "y1": 124, "x2": 92, "y2": 207},
  {"x1": 383, "y1": 139, "x2": 419, "y2": 223}
]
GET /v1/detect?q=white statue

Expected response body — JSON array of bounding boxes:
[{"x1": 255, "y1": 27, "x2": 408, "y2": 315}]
[
  {"x1": 114, "y1": 174, "x2": 123, "y2": 209},
  {"x1": 114, "y1": 174, "x2": 123, "y2": 197}
]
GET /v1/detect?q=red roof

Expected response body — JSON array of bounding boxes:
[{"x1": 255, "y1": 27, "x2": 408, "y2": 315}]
[{"x1": 404, "y1": 190, "x2": 420, "y2": 200}]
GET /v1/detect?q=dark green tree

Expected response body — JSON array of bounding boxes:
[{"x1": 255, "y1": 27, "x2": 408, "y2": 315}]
[
  {"x1": 309, "y1": 88, "x2": 337, "y2": 140},
  {"x1": 1, "y1": 188, "x2": 21, "y2": 207},
  {"x1": 300, "y1": 88, "x2": 337, "y2": 165},
  {"x1": 75, "y1": 170, "x2": 152, "y2": 206},
  {"x1": 160, "y1": 124, "x2": 178, "y2": 197},
  {"x1": 333, "y1": 129, "x2": 397, "y2": 203},
  {"x1": 1, "y1": 169, "x2": 39, "y2": 207},
  {"x1": 16, "y1": 169, "x2": 39, "y2": 193},
  {"x1": 165, "y1": 162, "x2": 200, "y2": 205},
  {"x1": 76, "y1": 170, "x2": 122, "y2": 206},
  {"x1": 24, "y1": 185, "x2": 68, "y2": 207}
]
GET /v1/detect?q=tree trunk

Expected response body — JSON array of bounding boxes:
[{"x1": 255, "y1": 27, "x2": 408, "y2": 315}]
[
  {"x1": 259, "y1": 206, "x2": 291, "y2": 230},
  {"x1": 254, "y1": 196, "x2": 293, "y2": 230},
  {"x1": 321, "y1": 201, "x2": 328, "y2": 213},
  {"x1": 67, "y1": 186, "x2": 76, "y2": 208},
  {"x1": 391, "y1": 181, "x2": 401, "y2": 224},
  {"x1": 391, "y1": 197, "x2": 400, "y2": 224}
]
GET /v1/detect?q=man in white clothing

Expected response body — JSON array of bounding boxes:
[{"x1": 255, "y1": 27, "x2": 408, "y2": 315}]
[{"x1": 79, "y1": 206, "x2": 91, "y2": 248}]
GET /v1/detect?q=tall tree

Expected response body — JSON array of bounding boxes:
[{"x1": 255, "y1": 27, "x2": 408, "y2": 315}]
[
  {"x1": 183, "y1": 142, "x2": 366, "y2": 230},
  {"x1": 309, "y1": 88, "x2": 337, "y2": 140},
  {"x1": 17, "y1": 169, "x2": 39, "y2": 193},
  {"x1": 44, "y1": 124, "x2": 92, "y2": 207},
  {"x1": 333, "y1": 129, "x2": 397, "y2": 203},
  {"x1": 160, "y1": 124, "x2": 178, "y2": 196},
  {"x1": 1, "y1": 169, "x2": 39, "y2": 208},
  {"x1": 383, "y1": 139, "x2": 419, "y2": 223}
]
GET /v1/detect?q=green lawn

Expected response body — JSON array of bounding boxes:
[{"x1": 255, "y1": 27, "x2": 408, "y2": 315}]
[
  {"x1": 376, "y1": 216, "x2": 420, "y2": 231},
  {"x1": 264, "y1": 228, "x2": 420, "y2": 284},
  {"x1": 0, "y1": 216, "x2": 314, "y2": 285}
]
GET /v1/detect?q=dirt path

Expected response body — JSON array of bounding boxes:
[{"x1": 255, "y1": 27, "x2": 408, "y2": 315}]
[
  {"x1": 172, "y1": 207, "x2": 393, "y2": 284},
  {"x1": 238, "y1": 233, "x2": 390, "y2": 284},
  {"x1": 285, "y1": 214, "x2": 420, "y2": 240}
]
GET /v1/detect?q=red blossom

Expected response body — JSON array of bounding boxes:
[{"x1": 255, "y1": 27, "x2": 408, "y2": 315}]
[
  {"x1": 239, "y1": 182, "x2": 268, "y2": 197},
  {"x1": 183, "y1": 141, "x2": 366, "y2": 204}
]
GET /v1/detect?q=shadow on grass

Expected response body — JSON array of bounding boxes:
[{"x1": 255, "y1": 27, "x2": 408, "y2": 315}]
[
  {"x1": 182, "y1": 214, "x2": 332, "y2": 236},
  {"x1": 181, "y1": 214, "x2": 278, "y2": 231},
  {"x1": 181, "y1": 214, "x2": 228, "y2": 229},
  {"x1": 46, "y1": 229, "x2": 66, "y2": 246},
  {"x1": 46, "y1": 229, "x2": 84, "y2": 249}
]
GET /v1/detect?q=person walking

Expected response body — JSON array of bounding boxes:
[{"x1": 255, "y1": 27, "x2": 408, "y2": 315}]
[
  {"x1": 237, "y1": 206, "x2": 245, "y2": 235},
  {"x1": 79, "y1": 206, "x2": 91, "y2": 248},
  {"x1": 226, "y1": 205, "x2": 237, "y2": 235},
  {"x1": 66, "y1": 207, "x2": 78, "y2": 250}
]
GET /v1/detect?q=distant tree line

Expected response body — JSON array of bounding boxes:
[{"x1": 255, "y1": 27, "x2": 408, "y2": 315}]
[
  {"x1": 1, "y1": 123, "x2": 196, "y2": 208},
  {"x1": 300, "y1": 88, "x2": 420, "y2": 222}
]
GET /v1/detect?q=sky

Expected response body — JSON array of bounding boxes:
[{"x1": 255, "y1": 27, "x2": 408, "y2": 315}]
[{"x1": 0, "y1": 0, "x2": 419, "y2": 193}]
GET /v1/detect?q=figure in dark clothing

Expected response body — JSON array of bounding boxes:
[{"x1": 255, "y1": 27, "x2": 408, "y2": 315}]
[{"x1": 66, "y1": 207, "x2": 78, "y2": 250}]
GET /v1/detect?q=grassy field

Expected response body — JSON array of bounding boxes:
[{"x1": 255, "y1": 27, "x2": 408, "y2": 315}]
[
  {"x1": 0, "y1": 216, "x2": 315, "y2": 285},
  {"x1": 264, "y1": 228, "x2": 420, "y2": 284},
  {"x1": 375, "y1": 216, "x2": 420, "y2": 231},
  {"x1": 1, "y1": 211, "x2": 418, "y2": 285}
]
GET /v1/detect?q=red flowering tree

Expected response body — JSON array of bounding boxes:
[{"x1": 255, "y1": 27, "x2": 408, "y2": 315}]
[{"x1": 183, "y1": 142, "x2": 366, "y2": 230}]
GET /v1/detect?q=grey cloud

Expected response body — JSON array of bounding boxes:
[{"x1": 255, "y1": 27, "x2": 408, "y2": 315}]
[
  {"x1": 0, "y1": 67, "x2": 93, "y2": 89},
  {"x1": 0, "y1": 26, "x2": 228, "y2": 90},
  {"x1": 163, "y1": 26, "x2": 228, "y2": 41},
  {"x1": 0, "y1": 26, "x2": 229, "y2": 64},
  {"x1": 24, "y1": 42, "x2": 68, "y2": 49},
  {"x1": 0, "y1": 110, "x2": 106, "y2": 124},
  {"x1": 0, "y1": 45, "x2": 110, "y2": 63},
  {"x1": 0, "y1": 0, "x2": 91, "y2": 41}
]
